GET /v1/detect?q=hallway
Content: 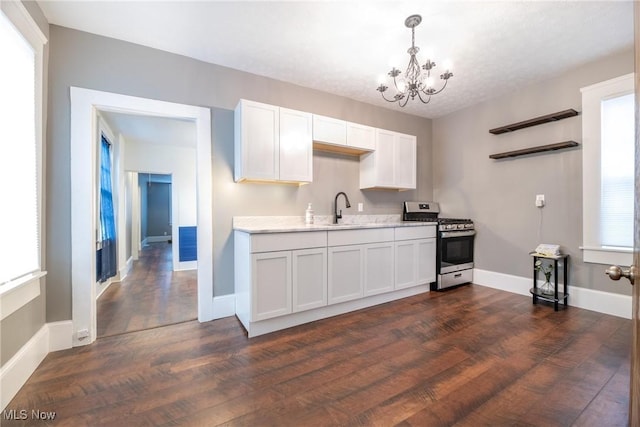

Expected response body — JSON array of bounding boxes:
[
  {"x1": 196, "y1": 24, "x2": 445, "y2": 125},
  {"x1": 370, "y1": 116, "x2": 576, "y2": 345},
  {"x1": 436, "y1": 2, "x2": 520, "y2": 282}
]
[{"x1": 97, "y1": 242, "x2": 197, "y2": 337}]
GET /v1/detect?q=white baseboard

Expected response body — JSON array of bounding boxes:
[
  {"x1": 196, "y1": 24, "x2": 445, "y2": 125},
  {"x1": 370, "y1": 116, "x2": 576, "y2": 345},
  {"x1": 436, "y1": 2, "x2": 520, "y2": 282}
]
[
  {"x1": 96, "y1": 278, "x2": 113, "y2": 300},
  {"x1": 146, "y1": 235, "x2": 171, "y2": 243},
  {"x1": 174, "y1": 260, "x2": 197, "y2": 271},
  {"x1": 48, "y1": 320, "x2": 73, "y2": 352},
  {"x1": 473, "y1": 268, "x2": 632, "y2": 319},
  {"x1": 118, "y1": 256, "x2": 133, "y2": 281},
  {"x1": 0, "y1": 320, "x2": 73, "y2": 410},
  {"x1": 212, "y1": 294, "x2": 236, "y2": 319}
]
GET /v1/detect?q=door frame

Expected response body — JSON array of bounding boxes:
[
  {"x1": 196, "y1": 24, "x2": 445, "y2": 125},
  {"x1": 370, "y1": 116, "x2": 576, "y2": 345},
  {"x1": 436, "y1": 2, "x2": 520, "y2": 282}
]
[{"x1": 70, "y1": 87, "x2": 213, "y2": 346}]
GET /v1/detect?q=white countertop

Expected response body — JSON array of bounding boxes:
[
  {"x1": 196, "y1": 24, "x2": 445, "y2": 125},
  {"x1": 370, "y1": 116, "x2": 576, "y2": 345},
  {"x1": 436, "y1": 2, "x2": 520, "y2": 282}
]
[{"x1": 233, "y1": 215, "x2": 436, "y2": 234}]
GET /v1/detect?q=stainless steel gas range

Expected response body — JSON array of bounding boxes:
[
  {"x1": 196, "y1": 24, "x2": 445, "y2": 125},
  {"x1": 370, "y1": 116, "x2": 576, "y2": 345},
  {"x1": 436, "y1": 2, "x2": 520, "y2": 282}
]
[{"x1": 403, "y1": 201, "x2": 475, "y2": 290}]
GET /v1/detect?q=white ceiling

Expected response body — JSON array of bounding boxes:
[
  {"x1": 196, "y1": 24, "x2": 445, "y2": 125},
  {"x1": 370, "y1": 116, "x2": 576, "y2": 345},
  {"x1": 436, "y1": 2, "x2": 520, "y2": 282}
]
[
  {"x1": 99, "y1": 110, "x2": 196, "y2": 148},
  {"x1": 40, "y1": 1, "x2": 634, "y2": 119}
]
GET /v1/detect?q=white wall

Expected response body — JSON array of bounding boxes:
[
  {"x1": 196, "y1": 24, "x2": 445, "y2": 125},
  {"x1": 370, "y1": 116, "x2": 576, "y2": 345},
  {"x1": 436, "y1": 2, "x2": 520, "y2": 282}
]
[{"x1": 124, "y1": 140, "x2": 197, "y2": 270}]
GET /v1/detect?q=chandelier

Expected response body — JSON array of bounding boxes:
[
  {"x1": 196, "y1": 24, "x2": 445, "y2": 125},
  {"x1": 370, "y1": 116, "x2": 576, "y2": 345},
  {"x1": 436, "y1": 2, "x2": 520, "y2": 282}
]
[{"x1": 377, "y1": 14, "x2": 453, "y2": 107}]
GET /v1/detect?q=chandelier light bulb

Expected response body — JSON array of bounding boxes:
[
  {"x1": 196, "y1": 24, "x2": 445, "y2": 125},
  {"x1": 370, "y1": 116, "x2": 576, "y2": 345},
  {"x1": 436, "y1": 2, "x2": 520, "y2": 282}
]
[
  {"x1": 426, "y1": 76, "x2": 434, "y2": 88},
  {"x1": 443, "y1": 59, "x2": 453, "y2": 71},
  {"x1": 376, "y1": 14, "x2": 453, "y2": 107}
]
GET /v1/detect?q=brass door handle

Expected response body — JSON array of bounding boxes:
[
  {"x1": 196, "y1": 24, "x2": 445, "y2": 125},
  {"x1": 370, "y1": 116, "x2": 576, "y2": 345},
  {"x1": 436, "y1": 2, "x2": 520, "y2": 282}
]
[{"x1": 605, "y1": 265, "x2": 637, "y2": 285}]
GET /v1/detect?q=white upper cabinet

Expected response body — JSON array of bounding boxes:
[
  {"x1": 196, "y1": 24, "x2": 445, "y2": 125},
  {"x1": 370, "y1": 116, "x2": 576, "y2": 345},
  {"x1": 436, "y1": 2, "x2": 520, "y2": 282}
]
[
  {"x1": 313, "y1": 114, "x2": 375, "y2": 155},
  {"x1": 313, "y1": 114, "x2": 347, "y2": 146},
  {"x1": 235, "y1": 100, "x2": 279, "y2": 182},
  {"x1": 395, "y1": 132, "x2": 417, "y2": 189},
  {"x1": 235, "y1": 99, "x2": 312, "y2": 184},
  {"x1": 346, "y1": 122, "x2": 376, "y2": 151},
  {"x1": 279, "y1": 107, "x2": 313, "y2": 182},
  {"x1": 360, "y1": 128, "x2": 416, "y2": 190}
]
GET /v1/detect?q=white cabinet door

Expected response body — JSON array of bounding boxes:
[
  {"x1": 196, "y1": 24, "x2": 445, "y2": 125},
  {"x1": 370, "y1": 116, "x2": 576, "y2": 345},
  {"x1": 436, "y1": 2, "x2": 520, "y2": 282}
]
[
  {"x1": 328, "y1": 245, "x2": 363, "y2": 305},
  {"x1": 347, "y1": 122, "x2": 375, "y2": 151},
  {"x1": 364, "y1": 242, "x2": 395, "y2": 296},
  {"x1": 360, "y1": 128, "x2": 416, "y2": 190},
  {"x1": 394, "y1": 238, "x2": 436, "y2": 289},
  {"x1": 292, "y1": 248, "x2": 327, "y2": 312},
  {"x1": 395, "y1": 133, "x2": 416, "y2": 189},
  {"x1": 235, "y1": 100, "x2": 279, "y2": 182},
  {"x1": 312, "y1": 114, "x2": 346, "y2": 146},
  {"x1": 395, "y1": 241, "x2": 417, "y2": 289},
  {"x1": 251, "y1": 252, "x2": 292, "y2": 321},
  {"x1": 417, "y1": 238, "x2": 436, "y2": 284},
  {"x1": 279, "y1": 107, "x2": 313, "y2": 182}
]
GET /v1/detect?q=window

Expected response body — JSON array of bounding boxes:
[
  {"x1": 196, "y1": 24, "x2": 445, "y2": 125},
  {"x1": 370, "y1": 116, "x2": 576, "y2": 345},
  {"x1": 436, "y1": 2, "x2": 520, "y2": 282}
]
[
  {"x1": 0, "y1": 0, "x2": 46, "y2": 314},
  {"x1": 581, "y1": 74, "x2": 634, "y2": 266}
]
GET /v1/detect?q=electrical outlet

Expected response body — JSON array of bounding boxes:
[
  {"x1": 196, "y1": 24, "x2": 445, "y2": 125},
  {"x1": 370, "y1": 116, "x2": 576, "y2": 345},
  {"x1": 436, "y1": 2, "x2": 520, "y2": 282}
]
[
  {"x1": 536, "y1": 194, "x2": 545, "y2": 208},
  {"x1": 358, "y1": 203, "x2": 364, "y2": 212},
  {"x1": 77, "y1": 329, "x2": 89, "y2": 340}
]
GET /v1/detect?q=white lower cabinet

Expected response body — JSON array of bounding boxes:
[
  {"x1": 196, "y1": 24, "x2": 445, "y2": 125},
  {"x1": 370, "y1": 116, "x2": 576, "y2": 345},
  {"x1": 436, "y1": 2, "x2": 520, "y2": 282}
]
[
  {"x1": 394, "y1": 238, "x2": 436, "y2": 289},
  {"x1": 394, "y1": 226, "x2": 437, "y2": 289},
  {"x1": 235, "y1": 225, "x2": 436, "y2": 337},
  {"x1": 328, "y1": 245, "x2": 364, "y2": 304},
  {"x1": 395, "y1": 240, "x2": 417, "y2": 289},
  {"x1": 417, "y1": 239, "x2": 436, "y2": 285},
  {"x1": 364, "y1": 242, "x2": 395, "y2": 296},
  {"x1": 292, "y1": 248, "x2": 327, "y2": 312},
  {"x1": 252, "y1": 251, "x2": 292, "y2": 321}
]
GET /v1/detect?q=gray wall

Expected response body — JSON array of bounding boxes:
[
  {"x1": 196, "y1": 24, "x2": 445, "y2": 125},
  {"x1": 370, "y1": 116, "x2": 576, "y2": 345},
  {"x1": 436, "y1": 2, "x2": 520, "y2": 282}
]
[
  {"x1": 147, "y1": 182, "x2": 171, "y2": 237},
  {"x1": 433, "y1": 47, "x2": 634, "y2": 296},
  {"x1": 46, "y1": 25, "x2": 433, "y2": 318},
  {"x1": 1, "y1": 1, "x2": 49, "y2": 367}
]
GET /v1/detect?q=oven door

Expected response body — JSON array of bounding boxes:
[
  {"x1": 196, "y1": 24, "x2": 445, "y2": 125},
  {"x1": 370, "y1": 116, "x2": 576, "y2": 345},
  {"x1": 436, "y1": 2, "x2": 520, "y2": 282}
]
[{"x1": 439, "y1": 230, "x2": 475, "y2": 274}]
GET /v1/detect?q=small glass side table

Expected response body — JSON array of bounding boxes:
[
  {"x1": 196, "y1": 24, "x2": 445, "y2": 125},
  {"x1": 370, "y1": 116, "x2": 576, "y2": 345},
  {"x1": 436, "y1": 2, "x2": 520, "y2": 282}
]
[{"x1": 529, "y1": 253, "x2": 569, "y2": 311}]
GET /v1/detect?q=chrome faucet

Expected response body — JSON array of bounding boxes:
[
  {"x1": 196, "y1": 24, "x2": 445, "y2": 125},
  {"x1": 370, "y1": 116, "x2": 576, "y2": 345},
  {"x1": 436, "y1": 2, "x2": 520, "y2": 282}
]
[{"x1": 334, "y1": 192, "x2": 351, "y2": 224}]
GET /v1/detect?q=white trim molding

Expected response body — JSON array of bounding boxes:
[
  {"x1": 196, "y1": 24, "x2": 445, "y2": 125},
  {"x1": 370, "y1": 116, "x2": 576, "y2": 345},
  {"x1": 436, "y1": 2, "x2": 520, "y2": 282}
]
[
  {"x1": 70, "y1": 87, "x2": 213, "y2": 347},
  {"x1": 474, "y1": 268, "x2": 632, "y2": 319},
  {"x1": 0, "y1": 321, "x2": 73, "y2": 410},
  {"x1": 581, "y1": 73, "x2": 635, "y2": 266},
  {"x1": 212, "y1": 294, "x2": 236, "y2": 319},
  {"x1": 0, "y1": 272, "x2": 45, "y2": 321}
]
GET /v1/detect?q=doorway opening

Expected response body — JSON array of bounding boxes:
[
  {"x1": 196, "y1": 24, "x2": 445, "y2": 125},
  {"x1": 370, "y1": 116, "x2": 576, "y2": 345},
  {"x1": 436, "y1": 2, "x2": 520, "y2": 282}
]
[
  {"x1": 96, "y1": 169, "x2": 198, "y2": 337},
  {"x1": 70, "y1": 87, "x2": 213, "y2": 347}
]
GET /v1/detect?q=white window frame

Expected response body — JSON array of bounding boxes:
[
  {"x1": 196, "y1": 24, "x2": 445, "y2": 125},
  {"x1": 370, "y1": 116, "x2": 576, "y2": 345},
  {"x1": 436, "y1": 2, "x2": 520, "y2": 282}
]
[
  {"x1": 0, "y1": 0, "x2": 47, "y2": 320},
  {"x1": 581, "y1": 73, "x2": 634, "y2": 266}
]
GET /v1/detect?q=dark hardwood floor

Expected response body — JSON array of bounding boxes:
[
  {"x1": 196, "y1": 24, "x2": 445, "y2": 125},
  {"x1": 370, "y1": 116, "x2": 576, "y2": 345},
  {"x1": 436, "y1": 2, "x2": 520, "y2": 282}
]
[
  {"x1": 5, "y1": 285, "x2": 630, "y2": 426},
  {"x1": 97, "y1": 242, "x2": 197, "y2": 337}
]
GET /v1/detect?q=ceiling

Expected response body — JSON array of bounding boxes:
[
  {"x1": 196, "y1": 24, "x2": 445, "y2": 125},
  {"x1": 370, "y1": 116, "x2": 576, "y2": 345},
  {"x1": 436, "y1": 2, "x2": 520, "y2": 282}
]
[
  {"x1": 39, "y1": 1, "x2": 634, "y2": 119},
  {"x1": 99, "y1": 110, "x2": 196, "y2": 148}
]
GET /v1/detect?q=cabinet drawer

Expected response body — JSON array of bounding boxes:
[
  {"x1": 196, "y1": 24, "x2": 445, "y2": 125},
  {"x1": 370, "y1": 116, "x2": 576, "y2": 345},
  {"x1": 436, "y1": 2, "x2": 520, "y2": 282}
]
[
  {"x1": 328, "y1": 228, "x2": 394, "y2": 246},
  {"x1": 394, "y1": 226, "x2": 436, "y2": 241},
  {"x1": 251, "y1": 231, "x2": 327, "y2": 253}
]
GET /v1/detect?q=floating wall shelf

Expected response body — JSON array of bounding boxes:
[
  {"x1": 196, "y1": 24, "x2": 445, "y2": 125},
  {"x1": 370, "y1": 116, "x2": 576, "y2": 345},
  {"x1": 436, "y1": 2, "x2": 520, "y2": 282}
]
[
  {"x1": 489, "y1": 109, "x2": 579, "y2": 135},
  {"x1": 489, "y1": 141, "x2": 579, "y2": 160}
]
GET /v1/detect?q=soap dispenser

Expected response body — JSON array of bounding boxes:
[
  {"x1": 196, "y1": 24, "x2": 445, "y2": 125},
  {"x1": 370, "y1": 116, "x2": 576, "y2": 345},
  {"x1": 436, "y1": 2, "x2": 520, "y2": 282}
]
[{"x1": 305, "y1": 203, "x2": 314, "y2": 225}]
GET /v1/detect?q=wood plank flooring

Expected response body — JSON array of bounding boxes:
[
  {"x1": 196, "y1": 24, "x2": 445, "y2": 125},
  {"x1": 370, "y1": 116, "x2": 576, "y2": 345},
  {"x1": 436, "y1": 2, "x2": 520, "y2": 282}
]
[
  {"x1": 5, "y1": 285, "x2": 631, "y2": 426},
  {"x1": 97, "y1": 242, "x2": 197, "y2": 337}
]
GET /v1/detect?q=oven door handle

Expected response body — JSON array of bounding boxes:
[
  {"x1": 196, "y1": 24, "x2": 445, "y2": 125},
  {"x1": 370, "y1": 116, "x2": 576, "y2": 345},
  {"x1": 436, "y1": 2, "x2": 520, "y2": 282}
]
[{"x1": 440, "y1": 230, "x2": 476, "y2": 238}]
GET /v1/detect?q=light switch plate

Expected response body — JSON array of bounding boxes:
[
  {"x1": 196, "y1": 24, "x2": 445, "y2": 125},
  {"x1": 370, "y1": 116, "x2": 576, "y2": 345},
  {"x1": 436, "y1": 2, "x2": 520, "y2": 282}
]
[
  {"x1": 536, "y1": 194, "x2": 545, "y2": 207},
  {"x1": 358, "y1": 202, "x2": 363, "y2": 212}
]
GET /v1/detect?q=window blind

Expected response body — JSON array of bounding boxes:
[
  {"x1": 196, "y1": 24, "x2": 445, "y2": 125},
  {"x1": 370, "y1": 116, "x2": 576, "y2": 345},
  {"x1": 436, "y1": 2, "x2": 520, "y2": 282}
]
[
  {"x1": 600, "y1": 93, "x2": 634, "y2": 248},
  {"x1": 0, "y1": 11, "x2": 39, "y2": 285}
]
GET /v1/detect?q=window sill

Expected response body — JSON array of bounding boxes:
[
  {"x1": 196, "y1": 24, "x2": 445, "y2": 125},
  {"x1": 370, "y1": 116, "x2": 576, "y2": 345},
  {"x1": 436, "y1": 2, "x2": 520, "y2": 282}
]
[
  {"x1": 581, "y1": 246, "x2": 633, "y2": 266},
  {"x1": 0, "y1": 271, "x2": 46, "y2": 321}
]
